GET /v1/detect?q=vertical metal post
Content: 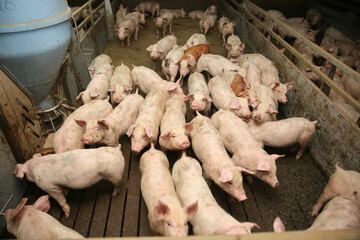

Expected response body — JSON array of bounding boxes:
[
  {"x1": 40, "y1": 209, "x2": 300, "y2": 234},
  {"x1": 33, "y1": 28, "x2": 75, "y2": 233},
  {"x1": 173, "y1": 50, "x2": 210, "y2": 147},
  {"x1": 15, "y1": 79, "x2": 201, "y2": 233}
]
[{"x1": 105, "y1": 0, "x2": 116, "y2": 41}]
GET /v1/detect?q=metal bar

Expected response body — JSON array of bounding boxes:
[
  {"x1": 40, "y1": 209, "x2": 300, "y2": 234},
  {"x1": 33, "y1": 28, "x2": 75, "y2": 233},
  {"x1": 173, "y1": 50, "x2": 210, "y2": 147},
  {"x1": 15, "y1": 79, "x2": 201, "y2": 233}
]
[
  {"x1": 0, "y1": 192, "x2": 13, "y2": 216},
  {"x1": 89, "y1": 3, "x2": 94, "y2": 26},
  {"x1": 242, "y1": 0, "x2": 360, "y2": 84},
  {"x1": 71, "y1": 0, "x2": 96, "y2": 18},
  {"x1": 228, "y1": 0, "x2": 360, "y2": 112}
]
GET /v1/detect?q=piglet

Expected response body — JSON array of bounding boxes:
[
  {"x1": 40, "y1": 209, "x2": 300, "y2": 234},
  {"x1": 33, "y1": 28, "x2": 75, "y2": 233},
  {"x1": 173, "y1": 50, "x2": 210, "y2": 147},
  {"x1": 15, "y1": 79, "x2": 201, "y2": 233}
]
[
  {"x1": 172, "y1": 153, "x2": 260, "y2": 235},
  {"x1": 160, "y1": 8, "x2": 186, "y2": 19},
  {"x1": 161, "y1": 45, "x2": 184, "y2": 82},
  {"x1": 199, "y1": 15, "x2": 217, "y2": 36},
  {"x1": 109, "y1": 63, "x2": 132, "y2": 105},
  {"x1": 14, "y1": 145, "x2": 125, "y2": 218},
  {"x1": 4, "y1": 195, "x2": 84, "y2": 239},
  {"x1": 53, "y1": 99, "x2": 113, "y2": 153},
  {"x1": 218, "y1": 17, "x2": 236, "y2": 47},
  {"x1": 185, "y1": 72, "x2": 212, "y2": 115},
  {"x1": 188, "y1": 10, "x2": 205, "y2": 20},
  {"x1": 226, "y1": 35, "x2": 245, "y2": 63},
  {"x1": 154, "y1": 12, "x2": 173, "y2": 39},
  {"x1": 140, "y1": 144, "x2": 198, "y2": 236},
  {"x1": 76, "y1": 90, "x2": 144, "y2": 147},
  {"x1": 311, "y1": 162, "x2": 360, "y2": 216},
  {"x1": 133, "y1": 1, "x2": 160, "y2": 19},
  {"x1": 159, "y1": 96, "x2": 192, "y2": 151},
  {"x1": 212, "y1": 109, "x2": 284, "y2": 188},
  {"x1": 179, "y1": 44, "x2": 210, "y2": 82},
  {"x1": 147, "y1": 34, "x2": 177, "y2": 69},
  {"x1": 127, "y1": 89, "x2": 167, "y2": 153},
  {"x1": 189, "y1": 112, "x2": 251, "y2": 201},
  {"x1": 248, "y1": 117, "x2": 318, "y2": 160},
  {"x1": 182, "y1": 33, "x2": 207, "y2": 51}
]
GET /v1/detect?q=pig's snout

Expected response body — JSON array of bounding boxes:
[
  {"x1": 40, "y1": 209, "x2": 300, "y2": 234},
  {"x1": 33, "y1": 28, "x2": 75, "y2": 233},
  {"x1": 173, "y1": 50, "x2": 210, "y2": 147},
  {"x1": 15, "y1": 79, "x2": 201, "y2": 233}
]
[
  {"x1": 181, "y1": 140, "x2": 190, "y2": 149},
  {"x1": 192, "y1": 104, "x2": 199, "y2": 110},
  {"x1": 172, "y1": 231, "x2": 187, "y2": 237},
  {"x1": 81, "y1": 137, "x2": 91, "y2": 145},
  {"x1": 236, "y1": 194, "x2": 248, "y2": 202},
  {"x1": 283, "y1": 99, "x2": 288, "y2": 103},
  {"x1": 254, "y1": 115, "x2": 262, "y2": 122},
  {"x1": 115, "y1": 97, "x2": 123, "y2": 103},
  {"x1": 271, "y1": 180, "x2": 279, "y2": 188}
]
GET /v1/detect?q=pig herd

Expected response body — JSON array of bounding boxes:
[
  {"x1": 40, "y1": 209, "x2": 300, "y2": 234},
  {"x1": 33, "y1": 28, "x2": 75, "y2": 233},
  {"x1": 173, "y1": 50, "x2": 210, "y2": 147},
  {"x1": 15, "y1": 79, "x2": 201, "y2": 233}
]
[
  {"x1": 247, "y1": 5, "x2": 360, "y2": 123},
  {"x1": 4, "y1": 2, "x2": 360, "y2": 239}
]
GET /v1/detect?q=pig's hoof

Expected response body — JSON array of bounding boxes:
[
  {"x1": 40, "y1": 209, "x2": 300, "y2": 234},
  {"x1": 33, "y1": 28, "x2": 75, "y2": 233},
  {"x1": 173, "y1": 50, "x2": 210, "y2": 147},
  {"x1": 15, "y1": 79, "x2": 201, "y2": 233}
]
[{"x1": 311, "y1": 206, "x2": 319, "y2": 217}]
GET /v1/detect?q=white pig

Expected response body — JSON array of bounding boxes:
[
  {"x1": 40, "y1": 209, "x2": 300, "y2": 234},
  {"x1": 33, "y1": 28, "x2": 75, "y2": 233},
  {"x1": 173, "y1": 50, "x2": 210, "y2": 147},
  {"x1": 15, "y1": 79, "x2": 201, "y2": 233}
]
[
  {"x1": 88, "y1": 54, "x2": 112, "y2": 78},
  {"x1": 160, "y1": 8, "x2": 186, "y2": 19},
  {"x1": 212, "y1": 109, "x2": 284, "y2": 187},
  {"x1": 204, "y1": 5, "x2": 217, "y2": 16},
  {"x1": 311, "y1": 162, "x2": 360, "y2": 216},
  {"x1": 126, "y1": 89, "x2": 167, "y2": 153},
  {"x1": 182, "y1": 33, "x2": 207, "y2": 50},
  {"x1": 147, "y1": 35, "x2": 177, "y2": 68},
  {"x1": 159, "y1": 96, "x2": 192, "y2": 151},
  {"x1": 133, "y1": 1, "x2": 160, "y2": 19},
  {"x1": 248, "y1": 118, "x2": 318, "y2": 160},
  {"x1": 75, "y1": 91, "x2": 144, "y2": 147},
  {"x1": 184, "y1": 72, "x2": 212, "y2": 115},
  {"x1": 53, "y1": 99, "x2": 112, "y2": 153},
  {"x1": 208, "y1": 75, "x2": 251, "y2": 121},
  {"x1": 14, "y1": 145, "x2": 125, "y2": 218},
  {"x1": 115, "y1": 18, "x2": 136, "y2": 47},
  {"x1": 172, "y1": 153, "x2": 260, "y2": 235},
  {"x1": 4, "y1": 195, "x2": 84, "y2": 239},
  {"x1": 108, "y1": 63, "x2": 132, "y2": 105},
  {"x1": 131, "y1": 65, "x2": 185, "y2": 98},
  {"x1": 140, "y1": 144, "x2": 198, "y2": 236},
  {"x1": 188, "y1": 10, "x2": 205, "y2": 20},
  {"x1": 241, "y1": 60, "x2": 261, "y2": 88},
  {"x1": 125, "y1": 12, "x2": 146, "y2": 40},
  {"x1": 251, "y1": 84, "x2": 279, "y2": 123},
  {"x1": 286, "y1": 17, "x2": 311, "y2": 28},
  {"x1": 226, "y1": 35, "x2": 245, "y2": 63},
  {"x1": 199, "y1": 15, "x2": 217, "y2": 36},
  {"x1": 189, "y1": 113, "x2": 252, "y2": 201},
  {"x1": 161, "y1": 45, "x2": 184, "y2": 82},
  {"x1": 324, "y1": 26, "x2": 351, "y2": 42},
  {"x1": 196, "y1": 53, "x2": 246, "y2": 77},
  {"x1": 218, "y1": 17, "x2": 236, "y2": 47},
  {"x1": 154, "y1": 12, "x2": 173, "y2": 39}
]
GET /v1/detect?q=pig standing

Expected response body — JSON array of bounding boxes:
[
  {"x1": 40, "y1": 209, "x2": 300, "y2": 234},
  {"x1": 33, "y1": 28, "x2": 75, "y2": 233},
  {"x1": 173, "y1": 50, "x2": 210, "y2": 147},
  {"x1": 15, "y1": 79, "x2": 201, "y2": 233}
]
[
  {"x1": 218, "y1": 17, "x2": 236, "y2": 47},
  {"x1": 161, "y1": 45, "x2": 184, "y2": 82},
  {"x1": 182, "y1": 33, "x2": 207, "y2": 50},
  {"x1": 75, "y1": 91, "x2": 144, "y2": 147},
  {"x1": 127, "y1": 89, "x2": 167, "y2": 153},
  {"x1": 147, "y1": 35, "x2": 177, "y2": 69},
  {"x1": 248, "y1": 118, "x2": 318, "y2": 160},
  {"x1": 108, "y1": 63, "x2": 132, "y2": 105},
  {"x1": 125, "y1": 12, "x2": 146, "y2": 41},
  {"x1": 251, "y1": 84, "x2": 278, "y2": 123},
  {"x1": 4, "y1": 196, "x2": 84, "y2": 239},
  {"x1": 226, "y1": 35, "x2": 245, "y2": 63},
  {"x1": 199, "y1": 15, "x2": 217, "y2": 36},
  {"x1": 115, "y1": 18, "x2": 136, "y2": 47},
  {"x1": 179, "y1": 44, "x2": 210, "y2": 82},
  {"x1": 53, "y1": 99, "x2": 112, "y2": 153},
  {"x1": 196, "y1": 54, "x2": 246, "y2": 77},
  {"x1": 159, "y1": 8, "x2": 186, "y2": 19},
  {"x1": 189, "y1": 112, "x2": 251, "y2": 201},
  {"x1": 159, "y1": 96, "x2": 192, "y2": 151},
  {"x1": 311, "y1": 162, "x2": 360, "y2": 216},
  {"x1": 240, "y1": 60, "x2": 261, "y2": 88},
  {"x1": 154, "y1": 12, "x2": 173, "y2": 39},
  {"x1": 133, "y1": 1, "x2": 160, "y2": 19},
  {"x1": 208, "y1": 75, "x2": 252, "y2": 121},
  {"x1": 212, "y1": 109, "x2": 284, "y2": 188},
  {"x1": 188, "y1": 10, "x2": 205, "y2": 20},
  {"x1": 14, "y1": 145, "x2": 125, "y2": 218},
  {"x1": 131, "y1": 65, "x2": 185, "y2": 98},
  {"x1": 185, "y1": 72, "x2": 212, "y2": 115},
  {"x1": 115, "y1": 4, "x2": 128, "y2": 26},
  {"x1": 204, "y1": 5, "x2": 217, "y2": 16},
  {"x1": 263, "y1": 10, "x2": 287, "y2": 39},
  {"x1": 140, "y1": 144, "x2": 198, "y2": 236},
  {"x1": 172, "y1": 153, "x2": 260, "y2": 235},
  {"x1": 306, "y1": 9, "x2": 322, "y2": 28}
]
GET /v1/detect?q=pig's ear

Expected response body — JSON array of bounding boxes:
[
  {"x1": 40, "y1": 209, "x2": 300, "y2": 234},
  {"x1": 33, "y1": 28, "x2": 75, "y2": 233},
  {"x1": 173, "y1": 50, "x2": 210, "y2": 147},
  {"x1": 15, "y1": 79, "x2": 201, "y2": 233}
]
[
  {"x1": 153, "y1": 17, "x2": 158, "y2": 22},
  {"x1": 184, "y1": 93, "x2": 194, "y2": 101},
  {"x1": 305, "y1": 67, "x2": 311, "y2": 72},
  {"x1": 12, "y1": 198, "x2": 28, "y2": 221},
  {"x1": 245, "y1": 222, "x2": 261, "y2": 231},
  {"x1": 273, "y1": 217, "x2": 285, "y2": 232},
  {"x1": 115, "y1": 25, "x2": 119, "y2": 31},
  {"x1": 145, "y1": 126, "x2": 153, "y2": 138},
  {"x1": 108, "y1": 85, "x2": 116, "y2": 92},
  {"x1": 124, "y1": 85, "x2": 132, "y2": 92},
  {"x1": 160, "y1": 131, "x2": 171, "y2": 140},
  {"x1": 271, "y1": 82, "x2": 280, "y2": 90},
  {"x1": 225, "y1": 43, "x2": 232, "y2": 50},
  {"x1": 185, "y1": 200, "x2": 198, "y2": 220},
  {"x1": 239, "y1": 43, "x2": 245, "y2": 51},
  {"x1": 90, "y1": 91, "x2": 99, "y2": 98},
  {"x1": 231, "y1": 20, "x2": 236, "y2": 26},
  {"x1": 14, "y1": 164, "x2": 27, "y2": 179},
  {"x1": 158, "y1": 46, "x2": 164, "y2": 53},
  {"x1": 286, "y1": 82, "x2": 294, "y2": 90},
  {"x1": 250, "y1": 99, "x2": 260, "y2": 109},
  {"x1": 146, "y1": 45, "x2": 153, "y2": 52},
  {"x1": 205, "y1": 94, "x2": 213, "y2": 102},
  {"x1": 76, "y1": 91, "x2": 84, "y2": 100},
  {"x1": 163, "y1": 18, "x2": 168, "y2": 23},
  {"x1": 236, "y1": 166, "x2": 255, "y2": 175},
  {"x1": 33, "y1": 195, "x2": 50, "y2": 213},
  {"x1": 74, "y1": 119, "x2": 87, "y2": 129},
  {"x1": 268, "y1": 104, "x2": 279, "y2": 114},
  {"x1": 126, "y1": 124, "x2": 135, "y2": 137},
  {"x1": 230, "y1": 100, "x2": 240, "y2": 110},
  {"x1": 167, "y1": 84, "x2": 178, "y2": 92},
  {"x1": 153, "y1": 200, "x2": 170, "y2": 220},
  {"x1": 185, "y1": 122, "x2": 194, "y2": 134},
  {"x1": 219, "y1": 167, "x2": 233, "y2": 183},
  {"x1": 271, "y1": 154, "x2": 285, "y2": 161},
  {"x1": 98, "y1": 120, "x2": 110, "y2": 130},
  {"x1": 223, "y1": 22, "x2": 228, "y2": 27}
]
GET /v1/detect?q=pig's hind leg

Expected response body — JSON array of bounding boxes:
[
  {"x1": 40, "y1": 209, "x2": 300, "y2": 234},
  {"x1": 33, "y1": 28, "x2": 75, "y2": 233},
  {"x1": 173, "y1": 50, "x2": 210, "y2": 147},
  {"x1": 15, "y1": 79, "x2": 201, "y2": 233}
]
[
  {"x1": 50, "y1": 191, "x2": 71, "y2": 218},
  {"x1": 311, "y1": 187, "x2": 337, "y2": 217}
]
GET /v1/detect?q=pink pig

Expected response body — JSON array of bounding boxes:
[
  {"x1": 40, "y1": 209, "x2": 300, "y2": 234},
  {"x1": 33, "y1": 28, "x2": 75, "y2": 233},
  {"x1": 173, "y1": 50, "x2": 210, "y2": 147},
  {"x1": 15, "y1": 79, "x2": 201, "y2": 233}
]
[
  {"x1": 188, "y1": 10, "x2": 205, "y2": 20},
  {"x1": 172, "y1": 153, "x2": 260, "y2": 235},
  {"x1": 160, "y1": 8, "x2": 186, "y2": 19},
  {"x1": 159, "y1": 96, "x2": 193, "y2": 151},
  {"x1": 161, "y1": 45, "x2": 184, "y2": 82},
  {"x1": 133, "y1": 1, "x2": 160, "y2": 19},
  {"x1": 226, "y1": 35, "x2": 245, "y2": 63},
  {"x1": 147, "y1": 35, "x2": 177, "y2": 68},
  {"x1": 154, "y1": 12, "x2": 173, "y2": 39},
  {"x1": 199, "y1": 15, "x2": 217, "y2": 36},
  {"x1": 115, "y1": 18, "x2": 136, "y2": 47},
  {"x1": 140, "y1": 144, "x2": 198, "y2": 236},
  {"x1": 127, "y1": 89, "x2": 167, "y2": 153},
  {"x1": 218, "y1": 17, "x2": 236, "y2": 47},
  {"x1": 53, "y1": 99, "x2": 112, "y2": 153},
  {"x1": 189, "y1": 112, "x2": 252, "y2": 201},
  {"x1": 251, "y1": 84, "x2": 279, "y2": 123},
  {"x1": 182, "y1": 33, "x2": 207, "y2": 50},
  {"x1": 4, "y1": 195, "x2": 84, "y2": 239},
  {"x1": 75, "y1": 91, "x2": 144, "y2": 147},
  {"x1": 88, "y1": 54, "x2": 112, "y2": 78},
  {"x1": 108, "y1": 63, "x2": 132, "y2": 105},
  {"x1": 14, "y1": 145, "x2": 125, "y2": 218}
]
